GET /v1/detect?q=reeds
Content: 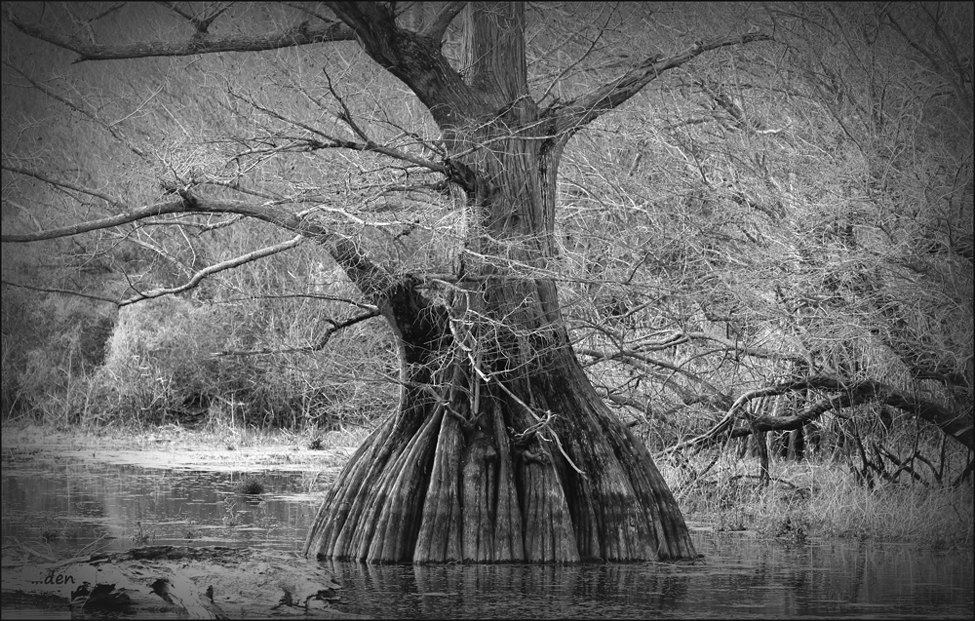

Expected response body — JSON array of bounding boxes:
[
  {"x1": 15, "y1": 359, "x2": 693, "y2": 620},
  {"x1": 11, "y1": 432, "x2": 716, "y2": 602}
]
[{"x1": 658, "y1": 451, "x2": 974, "y2": 549}]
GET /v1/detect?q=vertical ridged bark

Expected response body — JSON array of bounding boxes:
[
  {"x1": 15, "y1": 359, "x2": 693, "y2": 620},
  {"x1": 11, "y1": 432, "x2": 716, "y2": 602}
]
[
  {"x1": 363, "y1": 408, "x2": 443, "y2": 561},
  {"x1": 489, "y1": 405, "x2": 524, "y2": 561},
  {"x1": 413, "y1": 413, "x2": 465, "y2": 562},
  {"x1": 461, "y1": 426, "x2": 497, "y2": 561},
  {"x1": 304, "y1": 339, "x2": 697, "y2": 563}
]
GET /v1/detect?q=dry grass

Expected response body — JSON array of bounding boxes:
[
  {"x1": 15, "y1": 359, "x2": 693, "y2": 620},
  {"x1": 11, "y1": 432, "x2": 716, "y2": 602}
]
[
  {"x1": 657, "y1": 450, "x2": 974, "y2": 550},
  {"x1": 808, "y1": 472, "x2": 974, "y2": 547}
]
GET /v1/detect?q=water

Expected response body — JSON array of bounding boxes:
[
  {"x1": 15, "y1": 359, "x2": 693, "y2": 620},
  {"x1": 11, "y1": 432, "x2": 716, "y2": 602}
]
[
  {"x1": 2, "y1": 448, "x2": 972, "y2": 619},
  {"x1": 0, "y1": 450, "x2": 320, "y2": 556}
]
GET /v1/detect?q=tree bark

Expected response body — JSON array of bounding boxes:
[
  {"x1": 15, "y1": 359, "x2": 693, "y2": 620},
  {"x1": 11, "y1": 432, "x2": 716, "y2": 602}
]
[{"x1": 302, "y1": 305, "x2": 697, "y2": 562}]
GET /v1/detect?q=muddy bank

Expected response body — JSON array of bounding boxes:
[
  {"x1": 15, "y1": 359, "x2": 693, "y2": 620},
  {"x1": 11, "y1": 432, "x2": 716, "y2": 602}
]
[
  {"x1": 3, "y1": 545, "x2": 373, "y2": 619},
  {"x1": 2, "y1": 428, "x2": 375, "y2": 618},
  {"x1": 1, "y1": 424, "x2": 362, "y2": 473}
]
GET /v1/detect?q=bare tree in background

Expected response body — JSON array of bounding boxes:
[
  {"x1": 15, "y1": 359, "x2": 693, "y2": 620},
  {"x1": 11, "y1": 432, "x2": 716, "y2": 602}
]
[{"x1": 553, "y1": 2, "x2": 972, "y2": 482}]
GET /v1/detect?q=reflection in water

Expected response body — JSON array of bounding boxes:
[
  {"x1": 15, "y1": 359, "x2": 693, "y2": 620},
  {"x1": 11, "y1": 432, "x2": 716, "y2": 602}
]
[
  {"x1": 327, "y1": 562, "x2": 696, "y2": 619},
  {"x1": 1, "y1": 453, "x2": 317, "y2": 558},
  {"x1": 322, "y1": 542, "x2": 972, "y2": 620},
  {"x1": 2, "y1": 451, "x2": 972, "y2": 619}
]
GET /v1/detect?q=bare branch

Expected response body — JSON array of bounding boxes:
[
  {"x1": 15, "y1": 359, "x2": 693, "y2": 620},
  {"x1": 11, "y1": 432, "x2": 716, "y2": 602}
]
[
  {"x1": 228, "y1": 85, "x2": 447, "y2": 174},
  {"x1": 535, "y1": 4, "x2": 618, "y2": 106},
  {"x1": 681, "y1": 331, "x2": 807, "y2": 364},
  {"x1": 665, "y1": 375, "x2": 974, "y2": 454},
  {"x1": 89, "y1": 3, "x2": 126, "y2": 24},
  {"x1": 546, "y1": 30, "x2": 772, "y2": 142},
  {"x1": 121, "y1": 235, "x2": 306, "y2": 306},
  {"x1": 312, "y1": 308, "x2": 384, "y2": 350},
  {"x1": 0, "y1": 189, "x2": 403, "y2": 321},
  {"x1": 4, "y1": 7, "x2": 355, "y2": 62},
  {"x1": 2, "y1": 60, "x2": 152, "y2": 159},
  {"x1": 2, "y1": 199, "x2": 200, "y2": 243},
  {"x1": 280, "y1": 2, "x2": 334, "y2": 24},
  {"x1": 809, "y1": 376, "x2": 974, "y2": 451},
  {"x1": 2, "y1": 163, "x2": 127, "y2": 211},
  {"x1": 322, "y1": 68, "x2": 370, "y2": 142},
  {"x1": 213, "y1": 306, "x2": 383, "y2": 356},
  {"x1": 420, "y1": 1, "x2": 467, "y2": 42},
  {"x1": 0, "y1": 279, "x2": 119, "y2": 305},
  {"x1": 577, "y1": 346, "x2": 727, "y2": 398},
  {"x1": 155, "y1": 1, "x2": 200, "y2": 28},
  {"x1": 597, "y1": 389, "x2": 652, "y2": 417},
  {"x1": 155, "y1": 1, "x2": 233, "y2": 34},
  {"x1": 886, "y1": 9, "x2": 974, "y2": 125},
  {"x1": 664, "y1": 381, "x2": 846, "y2": 455},
  {"x1": 325, "y1": 1, "x2": 484, "y2": 125}
]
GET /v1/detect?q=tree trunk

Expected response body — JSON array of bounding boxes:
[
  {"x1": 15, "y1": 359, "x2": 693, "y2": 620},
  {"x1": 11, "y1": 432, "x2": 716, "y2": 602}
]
[
  {"x1": 303, "y1": 1, "x2": 697, "y2": 564},
  {"x1": 303, "y1": 306, "x2": 696, "y2": 562},
  {"x1": 303, "y1": 130, "x2": 694, "y2": 564},
  {"x1": 302, "y1": 113, "x2": 696, "y2": 565}
]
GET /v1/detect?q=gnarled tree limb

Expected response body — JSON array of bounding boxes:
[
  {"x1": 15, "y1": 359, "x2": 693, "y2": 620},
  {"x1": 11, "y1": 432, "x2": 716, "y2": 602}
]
[
  {"x1": 3, "y1": 6, "x2": 355, "y2": 61},
  {"x1": 546, "y1": 31, "x2": 772, "y2": 142},
  {"x1": 664, "y1": 374, "x2": 973, "y2": 454}
]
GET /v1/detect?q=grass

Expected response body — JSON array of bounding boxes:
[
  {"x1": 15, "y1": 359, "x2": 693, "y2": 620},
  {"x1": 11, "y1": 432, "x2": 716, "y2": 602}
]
[
  {"x1": 657, "y1": 450, "x2": 974, "y2": 551},
  {"x1": 236, "y1": 477, "x2": 266, "y2": 495}
]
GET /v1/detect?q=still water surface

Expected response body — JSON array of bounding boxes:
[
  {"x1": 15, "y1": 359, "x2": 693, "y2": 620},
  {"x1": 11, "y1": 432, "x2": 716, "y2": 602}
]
[{"x1": 2, "y1": 448, "x2": 971, "y2": 619}]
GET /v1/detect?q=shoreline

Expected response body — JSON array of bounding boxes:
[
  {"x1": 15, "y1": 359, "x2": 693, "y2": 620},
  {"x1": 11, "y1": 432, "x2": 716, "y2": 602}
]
[{"x1": 3, "y1": 420, "x2": 972, "y2": 550}]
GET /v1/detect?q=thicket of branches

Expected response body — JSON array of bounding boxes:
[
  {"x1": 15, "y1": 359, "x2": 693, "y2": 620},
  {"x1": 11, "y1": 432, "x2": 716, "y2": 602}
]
[{"x1": 1, "y1": 2, "x2": 971, "y2": 483}]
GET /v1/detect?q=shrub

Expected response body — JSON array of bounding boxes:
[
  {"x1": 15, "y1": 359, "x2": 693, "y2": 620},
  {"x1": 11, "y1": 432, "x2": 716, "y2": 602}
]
[
  {"x1": 92, "y1": 293, "x2": 397, "y2": 430},
  {"x1": 1, "y1": 287, "x2": 115, "y2": 422},
  {"x1": 98, "y1": 296, "x2": 235, "y2": 425}
]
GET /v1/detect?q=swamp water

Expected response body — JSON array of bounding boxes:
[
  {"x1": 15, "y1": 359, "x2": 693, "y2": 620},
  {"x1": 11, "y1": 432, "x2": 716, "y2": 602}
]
[{"x1": 2, "y1": 447, "x2": 972, "y2": 619}]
